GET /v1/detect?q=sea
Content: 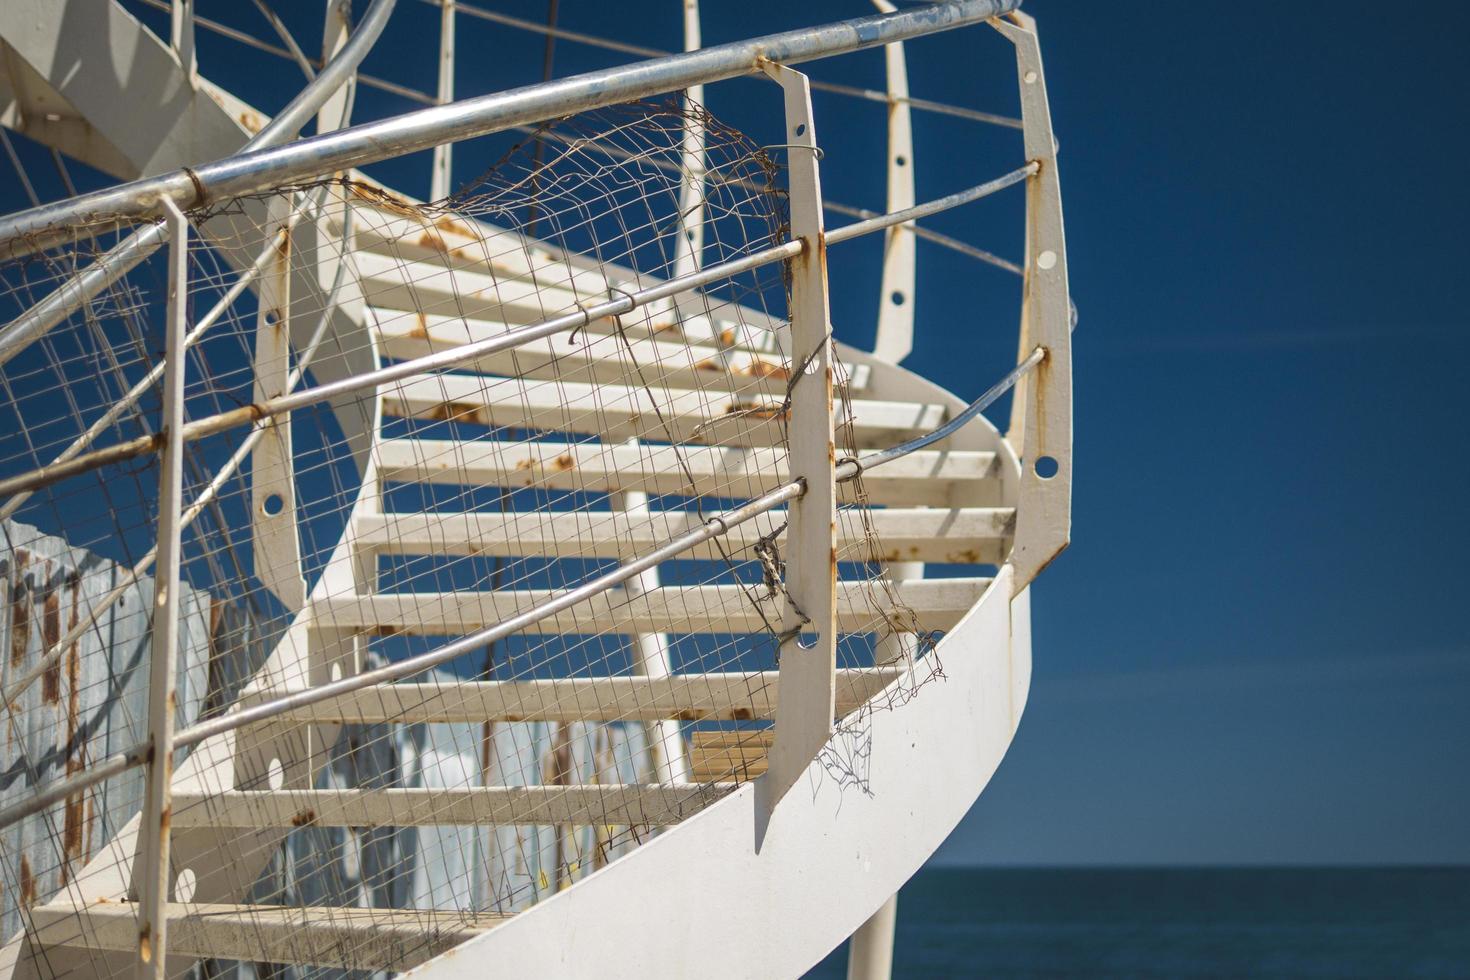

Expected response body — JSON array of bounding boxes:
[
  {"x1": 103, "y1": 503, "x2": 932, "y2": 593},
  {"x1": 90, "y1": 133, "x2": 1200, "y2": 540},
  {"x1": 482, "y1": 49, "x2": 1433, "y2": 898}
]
[{"x1": 803, "y1": 867, "x2": 1470, "y2": 979}]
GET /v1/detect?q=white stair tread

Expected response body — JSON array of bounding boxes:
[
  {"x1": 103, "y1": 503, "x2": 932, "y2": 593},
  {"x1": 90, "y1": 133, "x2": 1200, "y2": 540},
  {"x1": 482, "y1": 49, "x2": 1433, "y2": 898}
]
[
  {"x1": 354, "y1": 506, "x2": 1013, "y2": 564},
  {"x1": 344, "y1": 207, "x2": 784, "y2": 345},
  {"x1": 376, "y1": 438, "x2": 998, "y2": 507},
  {"x1": 244, "y1": 668, "x2": 900, "y2": 725},
  {"x1": 357, "y1": 252, "x2": 766, "y2": 348},
  {"x1": 310, "y1": 578, "x2": 990, "y2": 636},
  {"x1": 369, "y1": 307, "x2": 856, "y2": 392},
  {"x1": 381, "y1": 370, "x2": 944, "y2": 448},
  {"x1": 170, "y1": 784, "x2": 736, "y2": 829},
  {"x1": 29, "y1": 901, "x2": 504, "y2": 971}
]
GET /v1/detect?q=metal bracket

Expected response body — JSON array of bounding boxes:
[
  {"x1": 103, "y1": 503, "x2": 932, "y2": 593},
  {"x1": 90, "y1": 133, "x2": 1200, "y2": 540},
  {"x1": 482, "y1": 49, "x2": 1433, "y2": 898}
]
[
  {"x1": 760, "y1": 61, "x2": 838, "y2": 801},
  {"x1": 251, "y1": 194, "x2": 307, "y2": 611},
  {"x1": 994, "y1": 12, "x2": 1072, "y2": 593}
]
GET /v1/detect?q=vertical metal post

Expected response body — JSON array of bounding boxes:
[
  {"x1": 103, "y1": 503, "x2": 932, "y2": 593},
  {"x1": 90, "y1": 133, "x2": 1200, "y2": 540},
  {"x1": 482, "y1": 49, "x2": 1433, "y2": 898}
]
[
  {"x1": 318, "y1": 0, "x2": 354, "y2": 135},
  {"x1": 252, "y1": 194, "x2": 307, "y2": 611},
  {"x1": 170, "y1": 0, "x2": 196, "y2": 80},
  {"x1": 431, "y1": 0, "x2": 457, "y2": 200},
  {"x1": 993, "y1": 13, "x2": 1072, "y2": 592},
  {"x1": 861, "y1": 11, "x2": 914, "y2": 965},
  {"x1": 762, "y1": 63, "x2": 837, "y2": 801},
  {"x1": 624, "y1": 0, "x2": 703, "y2": 787},
  {"x1": 671, "y1": 0, "x2": 705, "y2": 281},
  {"x1": 134, "y1": 200, "x2": 189, "y2": 978},
  {"x1": 847, "y1": 894, "x2": 899, "y2": 980},
  {"x1": 869, "y1": 0, "x2": 916, "y2": 365}
]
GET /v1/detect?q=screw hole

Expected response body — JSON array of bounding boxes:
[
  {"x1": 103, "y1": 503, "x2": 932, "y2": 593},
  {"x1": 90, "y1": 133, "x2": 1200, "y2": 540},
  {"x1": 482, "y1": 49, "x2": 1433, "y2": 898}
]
[
  {"x1": 794, "y1": 123, "x2": 807, "y2": 138},
  {"x1": 1034, "y1": 455, "x2": 1059, "y2": 479},
  {"x1": 261, "y1": 493, "x2": 284, "y2": 517},
  {"x1": 890, "y1": 291, "x2": 906, "y2": 306},
  {"x1": 895, "y1": 155, "x2": 907, "y2": 167}
]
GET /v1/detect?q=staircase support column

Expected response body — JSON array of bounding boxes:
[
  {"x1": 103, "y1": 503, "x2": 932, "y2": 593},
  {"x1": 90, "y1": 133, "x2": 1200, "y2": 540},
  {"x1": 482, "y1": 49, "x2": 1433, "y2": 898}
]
[{"x1": 847, "y1": 893, "x2": 898, "y2": 980}]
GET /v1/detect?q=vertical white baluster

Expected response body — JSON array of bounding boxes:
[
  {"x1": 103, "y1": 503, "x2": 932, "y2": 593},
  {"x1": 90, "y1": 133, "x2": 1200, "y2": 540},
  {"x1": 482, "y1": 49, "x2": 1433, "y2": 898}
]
[
  {"x1": 170, "y1": 0, "x2": 196, "y2": 81},
  {"x1": 134, "y1": 200, "x2": 189, "y2": 979},
  {"x1": 761, "y1": 63, "x2": 837, "y2": 802},
  {"x1": 252, "y1": 194, "x2": 306, "y2": 612},
  {"x1": 431, "y1": 0, "x2": 457, "y2": 200},
  {"x1": 993, "y1": 13, "x2": 1072, "y2": 592}
]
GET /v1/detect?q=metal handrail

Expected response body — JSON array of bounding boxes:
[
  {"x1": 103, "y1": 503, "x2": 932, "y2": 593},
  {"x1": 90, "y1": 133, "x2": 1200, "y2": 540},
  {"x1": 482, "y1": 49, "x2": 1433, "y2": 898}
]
[{"x1": 0, "y1": 0, "x2": 1020, "y2": 256}]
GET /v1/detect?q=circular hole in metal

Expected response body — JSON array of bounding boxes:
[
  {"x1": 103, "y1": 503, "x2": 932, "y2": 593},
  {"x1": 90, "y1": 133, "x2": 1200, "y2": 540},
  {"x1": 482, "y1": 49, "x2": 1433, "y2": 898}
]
[
  {"x1": 890, "y1": 291, "x2": 906, "y2": 306},
  {"x1": 1037, "y1": 250, "x2": 1058, "y2": 271},
  {"x1": 261, "y1": 493, "x2": 284, "y2": 517},
  {"x1": 797, "y1": 631, "x2": 820, "y2": 650},
  {"x1": 895, "y1": 155, "x2": 908, "y2": 167},
  {"x1": 1035, "y1": 455, "x2": 1059, "y2": 479},
  {"x1": 267, "y1": 757, "x2": 285, "y2": 791},
  {"x1": 794, "y1": 123, "x2": 807, "y2": 137},
  {"x1": 174, "y1": 868, "x2": 197, "y2": 904}
]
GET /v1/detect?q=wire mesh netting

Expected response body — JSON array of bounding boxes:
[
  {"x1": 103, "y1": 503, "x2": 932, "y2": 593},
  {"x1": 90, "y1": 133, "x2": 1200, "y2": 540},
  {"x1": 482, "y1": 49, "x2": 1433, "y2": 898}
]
[{"x1": 0, "y1": 99, "x2": 974, "y2": 977}]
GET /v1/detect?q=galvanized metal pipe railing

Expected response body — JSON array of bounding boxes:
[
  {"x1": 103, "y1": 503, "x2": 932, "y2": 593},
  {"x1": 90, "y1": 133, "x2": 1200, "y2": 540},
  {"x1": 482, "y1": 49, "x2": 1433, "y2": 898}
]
[
  {"x1": 0, "y1": 0, "x2": 1020, "y2": 257},
  {"x1": 441, "y1": 0, "x2": 1022, "y2": 128},
  {"x1": 0, "y1": 164, "x2": 1033, "y2": 502}
]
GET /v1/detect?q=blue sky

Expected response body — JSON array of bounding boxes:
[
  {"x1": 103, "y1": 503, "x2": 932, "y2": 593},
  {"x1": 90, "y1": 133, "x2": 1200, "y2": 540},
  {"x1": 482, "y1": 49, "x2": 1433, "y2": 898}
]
[{"x1": 4, "y1": 0, "x2": 1466, "y2": 866}]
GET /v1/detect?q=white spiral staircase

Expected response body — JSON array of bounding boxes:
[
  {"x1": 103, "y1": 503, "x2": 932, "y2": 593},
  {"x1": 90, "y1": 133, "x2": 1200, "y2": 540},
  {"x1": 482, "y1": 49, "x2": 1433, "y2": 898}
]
[{"x1": 0, "y1": 1, "x2": 1069, "y2": 977}]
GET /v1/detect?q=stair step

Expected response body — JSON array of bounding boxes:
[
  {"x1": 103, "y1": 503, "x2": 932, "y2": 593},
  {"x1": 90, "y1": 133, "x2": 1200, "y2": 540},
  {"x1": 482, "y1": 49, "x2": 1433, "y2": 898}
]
[
  {"x1": 689, "y1": 729, "x2": 774, "y2": 782},
  {"x1": 345, "y1": 209, "x2": 782, "y2": 347},
  {"x1": 357, "y1": 252, "x2": 761, "y2": 348},
  {"x1": 249, "y1": 668, "x2": 899, "y2": 725},
  {"x1": 354, "y1": 507, "x2": 1012, "y2": 564},
  {"x1": 311, "y1": 578, "x2": 988, "y2": 637},
  {"x1": 381, "y1": 371, "x2": 943, "y2": 449},
  {"x1": 29, "y1": 901, "x2": 504, "y2": 971},
  {"x1": 170, "y1": 784, "x2": 735, "y2": 829},
  {"x1": 369, "y1": 307, "x2": 855, "y2": 393},
  {"x1": 376, "y1": 439, "x2": 998, "y2": 507}
]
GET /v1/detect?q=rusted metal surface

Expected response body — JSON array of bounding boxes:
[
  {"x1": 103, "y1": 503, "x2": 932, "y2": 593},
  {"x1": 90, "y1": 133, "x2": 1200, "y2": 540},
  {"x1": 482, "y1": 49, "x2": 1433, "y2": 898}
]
[
  {"x1": 0, "y1": 519, "x2": 218, "y2": 943},
  {"x1": 760, "y1": 62, "x2": 839, "y2": 803}
]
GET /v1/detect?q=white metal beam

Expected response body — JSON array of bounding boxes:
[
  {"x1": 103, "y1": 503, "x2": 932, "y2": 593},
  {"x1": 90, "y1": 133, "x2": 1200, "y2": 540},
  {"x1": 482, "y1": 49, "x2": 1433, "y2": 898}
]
[
  {"x1": 374, "y1": 438, "x2": 999, "y2": 507},
  {"x1": 994, "y1": 13, "x2": 1072, "y2": 591},
  {"x1": 309, "y1": 578, "x2": 989, "y2": 636},
  {"x1": 869, "y1": 0, "x2": 917, "y2": 365},
  {"x1": 758, "y1": 63, "x2": 838, "y2": 801},
  {"x1": 244, "y1": 669, "x2": 899, "y2": 725},
  {"x1": 169, "y1": 785, "x2": 736, "y2": 828}
]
